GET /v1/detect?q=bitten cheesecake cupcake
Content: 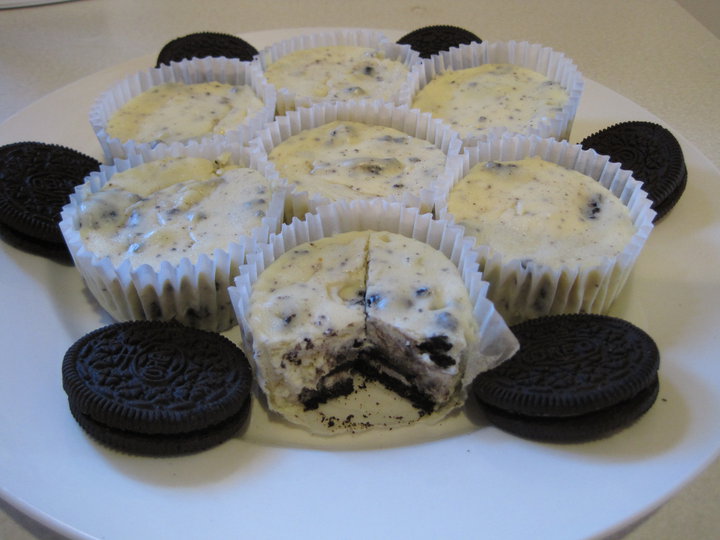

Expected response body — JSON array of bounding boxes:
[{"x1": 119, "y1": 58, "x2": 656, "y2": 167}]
[
  {"x1": 60, "y1": 139, "x2": 287, "y2": 332},
  {"x1": 435, "y1": 135, "x2": 655, "y2": 324},
  {"x1": 411, "y1": 41, "x2": 584, "y2": 145},
  {"x1": 229, "y1": 199, "x2": 518, "y2": 435},
  {"x1": 250, "y1": 100, "x2": 464, "y2": 218},
  {"x1": 257, "y1": 29, "x2": 421, "y2": 115},
  {"x1": 90, "y1": 57, "x2": 276, "y2": 161}
]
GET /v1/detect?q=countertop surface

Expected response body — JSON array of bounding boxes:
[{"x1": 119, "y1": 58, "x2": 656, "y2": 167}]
[{"x1": 1, "y1": 1, "x2": 718, "y2": 539}]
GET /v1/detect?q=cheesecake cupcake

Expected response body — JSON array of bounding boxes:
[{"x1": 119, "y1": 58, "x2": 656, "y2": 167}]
[
  {"x1": 229, "y1": 199, "x2": 519, "y2": 434},
  {"x1": 90, "y1": 56, "x2": 276, "y2": 161},
  {"x1": 257, "y1": 29, "x2": 422, "y2": 115},
  {"x1": 411, "y1": 40, "x2": 584, "y2": 145},
  {"x1": 249, "y1": 99, "x2": 464, "y2": 218},
  {"x1": 435, "y1": 135, "x2": 655, "y2": 324},
  {"x1": 59, "y1": 138, "x2": 287, "y2": 332}
]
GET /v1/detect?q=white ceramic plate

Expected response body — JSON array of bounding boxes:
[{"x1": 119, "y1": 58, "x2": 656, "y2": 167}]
[{"x1": 1, "y1": 28, "x2": 719, "y2": 540}]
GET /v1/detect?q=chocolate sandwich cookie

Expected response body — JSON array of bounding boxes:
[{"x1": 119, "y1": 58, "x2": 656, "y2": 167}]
[
  {"x1": 580, "y1": 121, "x2": 687, "y2": 222},
  {"x1": 0, "y1": 142, "x2": 100, "y2": 263},
  {"x1": 156, "y1": 31, "x2": 259, "y2": 67},
  {"x1": 397, "y1": 25, "x2": 482, "y2": 58},
  {"x1": 62, "y1": 320, "x2": 253, "y2": 456},
  {"x1": 472, "y1": 314, "x2": 660, "y2": 443},
  {"x1": 0, "y1": 221, "x2": 73, "y2": 262}
]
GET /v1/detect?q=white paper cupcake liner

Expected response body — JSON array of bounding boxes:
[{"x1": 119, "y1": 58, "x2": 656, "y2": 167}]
[
  {"x1": 435, "y1": 134, "x2": 655, "y2": 324},
  {"x1": 89, "y1": 56, "x2": 277, "y2": 161},
  {"x1": 248, "y1": 99, "x2": 464, "y2": 218},
  {"x1": 413, "y1": 40, "x2": 584, "y2": 145},
  {"x1": 256, "y1": 28, "x2": 422, "y2": 115},
  {"x1": 60, "y1": 139, "x2": 288, "y2": 332},
  {"x1": 229, "y1": 199, "x2": 519, "y2": 434}
]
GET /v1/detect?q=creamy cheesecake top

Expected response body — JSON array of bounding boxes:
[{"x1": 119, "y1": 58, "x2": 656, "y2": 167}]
[
  {"x1": 412, "y1": 63, "x2": 569, "y2": 140},
  {"x1": 267, "y1": 120, "x2": 448, "y2": 203},
  {"x1": 264, "y1": 45, "x2": 410, "y2": 104},
  {"x1": 446, "y1": 156, "x2": 636, "y2": 268},
  {"x1": 106, "y1": 81, "x2": 265, "y2": 144},
  {"x1": 78, "y1": 155, "x2": 273, "y2": 267}
]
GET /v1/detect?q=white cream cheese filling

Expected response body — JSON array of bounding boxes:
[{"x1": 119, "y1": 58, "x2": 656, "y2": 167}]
[
  {"x1": 264, "y1": 45, "x2": 410, "y2": 103},
  {"x1": 412, "y1": 63, "x2": 569, "y2": 140},
  {"x1": 446, "y1": 156, "x2": 637, "y2": 269},
  {"x1": 267, "y1": 120, "x2": 448, "y2": 203},
  {"x1": 106, "y1": 81, "x2": 265, "y2": 144},
  {"x1": 78, "y1": 155, "x2": 273, "y2": 267}
]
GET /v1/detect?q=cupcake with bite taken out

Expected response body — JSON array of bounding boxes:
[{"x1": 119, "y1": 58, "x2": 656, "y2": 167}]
[{"x1": 249, "y1": 99, "x2": 464, "y2": 219}]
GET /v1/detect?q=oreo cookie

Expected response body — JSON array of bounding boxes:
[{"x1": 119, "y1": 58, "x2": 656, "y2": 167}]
[
  {"x1": 156, "y1": 31, "x2": 258, "y2": 67},
  {"x1": 62, "y1": 320, "x2": 253, "y2": 456},
  {"x1": 397, "y1": 25, "x2": 482, "y2": 58},
  {"x1": 580, "y1": 121, "x2": 687, "y2": 222},
  {"x1": 0, "y1": 141, "x2": 100, "y2": 263},
  {"x1": 472, "y1": 314, "x2": 660, "y2": 443}
]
